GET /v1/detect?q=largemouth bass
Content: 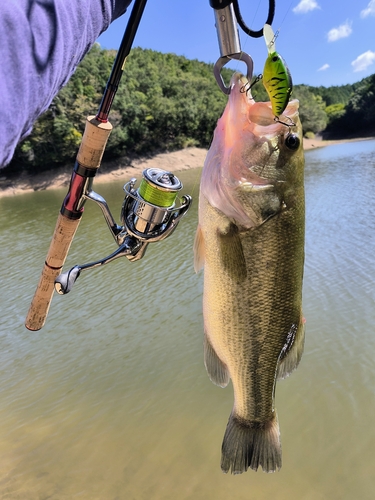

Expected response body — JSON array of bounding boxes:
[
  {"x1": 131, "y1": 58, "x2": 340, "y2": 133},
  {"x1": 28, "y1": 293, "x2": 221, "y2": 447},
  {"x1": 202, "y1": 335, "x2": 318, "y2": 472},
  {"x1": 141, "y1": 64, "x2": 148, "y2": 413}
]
[{"x1": 194, "y1": 73, "x2": 305, "y2": 474}]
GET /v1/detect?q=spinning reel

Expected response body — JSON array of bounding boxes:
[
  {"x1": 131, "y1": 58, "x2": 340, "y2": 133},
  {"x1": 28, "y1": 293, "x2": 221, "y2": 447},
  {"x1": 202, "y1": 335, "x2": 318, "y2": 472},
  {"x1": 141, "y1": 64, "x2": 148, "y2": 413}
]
[{"x1": 54, "y1": 168, "x2": 192, "y2": 295}]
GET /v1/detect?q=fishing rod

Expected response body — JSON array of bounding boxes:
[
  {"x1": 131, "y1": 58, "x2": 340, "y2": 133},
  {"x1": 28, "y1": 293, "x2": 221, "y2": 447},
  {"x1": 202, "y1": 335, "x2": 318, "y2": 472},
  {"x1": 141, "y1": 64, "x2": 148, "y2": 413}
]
[{"x1": 25, "y1": 0, "x2": 192, "y2": 331}]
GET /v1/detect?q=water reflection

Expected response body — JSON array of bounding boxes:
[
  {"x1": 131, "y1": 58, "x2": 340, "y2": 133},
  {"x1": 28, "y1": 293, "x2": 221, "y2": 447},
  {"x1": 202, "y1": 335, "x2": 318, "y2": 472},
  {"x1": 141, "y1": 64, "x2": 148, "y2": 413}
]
[{"x1": 0, "y1": 141, "x2": 375, "y2": 499}]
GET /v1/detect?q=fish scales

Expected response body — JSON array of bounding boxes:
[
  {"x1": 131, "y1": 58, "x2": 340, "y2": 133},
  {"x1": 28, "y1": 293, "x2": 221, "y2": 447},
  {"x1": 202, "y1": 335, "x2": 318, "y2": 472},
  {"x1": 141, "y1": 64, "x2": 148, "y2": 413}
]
[
  {"x1": 200, "y1": 194, "x2": 304, "y2": 420},
  {"x1": 194, "y1": 73, "x2": 305, "y2": 474}
]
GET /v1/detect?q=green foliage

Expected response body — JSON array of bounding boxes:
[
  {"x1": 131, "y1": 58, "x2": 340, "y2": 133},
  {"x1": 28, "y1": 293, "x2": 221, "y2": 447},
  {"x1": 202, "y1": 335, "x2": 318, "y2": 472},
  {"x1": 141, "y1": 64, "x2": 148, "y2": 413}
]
[
  {"x1": 7, "y1": 44, "x2": 375, "y2": 173},
  {"x1": 324, "y1": 74, "x2": 375, "y2": 138},
  {"x1": 294, "y1": 75, "x2": 375, "y2": 139},
  {"x1": 304, "y1": 131, "x2": 315, "y2": 140},
  {"x1": 10, "y1": 44, "x2": 114, "y2": 172},
  {"x1": 325, "y1": 103, "x2": 346, "y2": 125},
  {"x1": 293, "y1": 85, "x2": 328, "y2": 134},
  {"x1": 10, "y1": 46, "x2": 228, "y2": 172},
  {"x1": 303, "y1": 84, "x2": 354, "y2": 106},
  {"x1": 108, "y1": 48, "x2": 228, "y2": 155}
]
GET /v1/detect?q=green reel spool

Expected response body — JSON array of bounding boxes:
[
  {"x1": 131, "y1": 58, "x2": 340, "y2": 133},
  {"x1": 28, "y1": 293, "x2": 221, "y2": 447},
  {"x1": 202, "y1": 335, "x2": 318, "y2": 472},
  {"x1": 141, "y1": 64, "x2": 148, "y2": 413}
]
[{"x1": 138, "y1": 168, "x2": 182, "y2": 207}]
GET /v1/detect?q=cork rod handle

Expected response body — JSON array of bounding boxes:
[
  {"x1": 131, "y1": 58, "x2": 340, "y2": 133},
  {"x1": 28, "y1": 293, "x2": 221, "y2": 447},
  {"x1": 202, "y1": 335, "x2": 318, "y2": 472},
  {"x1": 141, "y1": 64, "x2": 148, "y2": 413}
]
[{"x1": 25, "y1": 116, "x2": 112, "y2": 331}]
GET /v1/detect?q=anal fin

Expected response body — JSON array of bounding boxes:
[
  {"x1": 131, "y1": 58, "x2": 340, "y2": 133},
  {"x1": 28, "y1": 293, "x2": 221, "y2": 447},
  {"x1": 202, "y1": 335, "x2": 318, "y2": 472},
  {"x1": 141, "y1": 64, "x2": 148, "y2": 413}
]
[
  {"x1": 204, "y1": 334, "x2": 230, "y2": 388},
  {"x1": 277, "y1": 313, "x2": 305, "y2": 380}
]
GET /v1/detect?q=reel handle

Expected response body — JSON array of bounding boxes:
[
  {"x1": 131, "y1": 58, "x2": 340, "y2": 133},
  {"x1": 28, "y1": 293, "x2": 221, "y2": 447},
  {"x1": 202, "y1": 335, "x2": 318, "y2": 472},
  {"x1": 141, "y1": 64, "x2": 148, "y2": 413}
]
[{"x1": 25, "y1": 116, "x2": 112, "y2": 331}]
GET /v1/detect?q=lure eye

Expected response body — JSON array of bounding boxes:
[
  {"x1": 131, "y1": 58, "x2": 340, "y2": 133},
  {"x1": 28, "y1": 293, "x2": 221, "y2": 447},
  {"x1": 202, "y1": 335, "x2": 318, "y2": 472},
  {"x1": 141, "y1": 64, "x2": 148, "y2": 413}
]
[{"x1": 285, "y1": 133, "x2": 300, "y2": 151}]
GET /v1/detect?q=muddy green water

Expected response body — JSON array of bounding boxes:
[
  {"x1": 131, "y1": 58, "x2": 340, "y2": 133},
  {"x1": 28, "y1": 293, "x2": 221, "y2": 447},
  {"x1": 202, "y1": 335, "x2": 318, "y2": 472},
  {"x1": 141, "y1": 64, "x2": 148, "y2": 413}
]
[{"x1": 1, "y1": 140, "x2": 375, "y2": 499}]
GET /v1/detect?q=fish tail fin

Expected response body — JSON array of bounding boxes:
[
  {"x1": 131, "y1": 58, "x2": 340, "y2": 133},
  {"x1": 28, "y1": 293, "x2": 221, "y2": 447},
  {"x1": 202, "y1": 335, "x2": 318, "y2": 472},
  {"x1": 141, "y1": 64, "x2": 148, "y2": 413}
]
[{"x1": 221, "y1": 412, "x2": 282, "y2": 474}]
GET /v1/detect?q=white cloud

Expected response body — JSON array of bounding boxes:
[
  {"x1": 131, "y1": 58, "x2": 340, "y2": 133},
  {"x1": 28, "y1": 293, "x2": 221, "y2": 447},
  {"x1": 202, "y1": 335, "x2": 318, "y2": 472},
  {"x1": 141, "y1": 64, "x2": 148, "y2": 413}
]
[
  {"x1": 293, "y1": 0, "x2": 320, "y2": 14},
  {"x1": 351, "y1": 50, "x2": 375, "y2": 72},
  {"x1": 361, "y1": 0, "x2": 375, "y2": 18},
  {"x1": 318, "y1": 64, "x2": 330, "y2": 71},
  {"x1": 327, "y1": 21, "x2": 352, "y2": 42}
]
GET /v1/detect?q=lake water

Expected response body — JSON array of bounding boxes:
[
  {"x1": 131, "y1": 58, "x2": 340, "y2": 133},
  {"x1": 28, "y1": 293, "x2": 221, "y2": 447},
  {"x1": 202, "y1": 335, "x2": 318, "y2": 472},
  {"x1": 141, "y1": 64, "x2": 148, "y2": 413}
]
[{"x1": 1, "y1": 139, "x2": 375, "y2": 499}]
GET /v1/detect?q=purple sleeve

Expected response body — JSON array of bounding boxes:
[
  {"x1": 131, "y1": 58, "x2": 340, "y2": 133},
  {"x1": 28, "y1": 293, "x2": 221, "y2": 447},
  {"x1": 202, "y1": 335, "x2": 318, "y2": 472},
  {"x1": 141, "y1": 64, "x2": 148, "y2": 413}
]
[{"x1": 0, "y1": 0, "x2": 132, "y2": 168}]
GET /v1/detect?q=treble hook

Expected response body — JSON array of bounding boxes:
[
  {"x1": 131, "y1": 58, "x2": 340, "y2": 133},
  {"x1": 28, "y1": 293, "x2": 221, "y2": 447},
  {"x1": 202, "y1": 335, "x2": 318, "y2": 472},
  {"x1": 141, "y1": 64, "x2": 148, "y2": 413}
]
[
  {"x1": 274, "y1": 116, "x2": 301, "y2": 151},
  {"x1": 274, "y1": 115, "x2": 296, "y2": 131},
  {"x1": 240, "y1": 73, "x2": 262, "y2": 95}
]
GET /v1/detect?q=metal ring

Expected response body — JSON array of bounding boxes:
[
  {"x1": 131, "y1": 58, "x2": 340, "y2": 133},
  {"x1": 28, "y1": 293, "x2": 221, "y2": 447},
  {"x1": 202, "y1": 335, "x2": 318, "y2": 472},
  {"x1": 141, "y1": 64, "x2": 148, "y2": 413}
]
[{"x1": 213, "y1": 52, "x2": 254, "y2": 94}]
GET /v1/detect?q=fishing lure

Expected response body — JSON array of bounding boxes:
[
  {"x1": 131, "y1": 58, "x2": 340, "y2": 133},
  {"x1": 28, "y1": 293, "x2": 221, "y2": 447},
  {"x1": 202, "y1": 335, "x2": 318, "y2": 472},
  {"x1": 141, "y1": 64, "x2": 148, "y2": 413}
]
[{"x1": 262, "y1": 24, "x2": 293, "y2": 117}]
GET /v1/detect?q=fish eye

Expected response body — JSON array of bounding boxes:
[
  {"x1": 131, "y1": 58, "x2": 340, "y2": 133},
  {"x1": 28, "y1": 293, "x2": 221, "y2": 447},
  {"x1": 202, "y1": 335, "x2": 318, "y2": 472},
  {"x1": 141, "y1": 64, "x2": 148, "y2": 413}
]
[
  {"x1": 272, "y1": 55, "x2": 279, "y2": 62},
  {"x1": 285, "y1": 133, "x2": 300, "y2": 151}
]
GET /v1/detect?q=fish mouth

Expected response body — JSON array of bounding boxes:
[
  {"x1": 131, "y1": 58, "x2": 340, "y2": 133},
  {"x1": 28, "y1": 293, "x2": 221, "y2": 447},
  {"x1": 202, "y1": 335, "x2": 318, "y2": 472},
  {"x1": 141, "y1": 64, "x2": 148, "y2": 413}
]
[
  {"x1": 232, "y1": 73, "x2": 300, "y2": 134},
  {"x1": 200, "y1": 72, "x2": 302, "y2": 229}
]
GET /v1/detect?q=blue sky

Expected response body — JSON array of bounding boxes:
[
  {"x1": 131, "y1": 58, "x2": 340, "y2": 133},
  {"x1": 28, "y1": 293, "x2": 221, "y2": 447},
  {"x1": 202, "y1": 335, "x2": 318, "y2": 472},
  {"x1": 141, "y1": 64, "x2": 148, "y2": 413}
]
[{"x1": 97, "y1": 0, "x2": 375, "y2": 88}]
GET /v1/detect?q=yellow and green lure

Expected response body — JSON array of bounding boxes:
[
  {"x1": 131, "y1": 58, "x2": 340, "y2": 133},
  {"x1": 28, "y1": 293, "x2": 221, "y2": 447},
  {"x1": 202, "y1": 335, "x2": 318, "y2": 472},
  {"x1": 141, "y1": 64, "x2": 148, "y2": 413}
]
[{"x1": 262, "y1": 24, "x2": 293, "y2": 117}]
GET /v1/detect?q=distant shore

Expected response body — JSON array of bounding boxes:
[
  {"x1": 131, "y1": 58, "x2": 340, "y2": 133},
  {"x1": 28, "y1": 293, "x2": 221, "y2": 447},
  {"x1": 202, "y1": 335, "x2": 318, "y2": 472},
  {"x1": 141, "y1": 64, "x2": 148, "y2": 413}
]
[{"x1": 0, "y1": 137, "x2": 373, "y2": 199}]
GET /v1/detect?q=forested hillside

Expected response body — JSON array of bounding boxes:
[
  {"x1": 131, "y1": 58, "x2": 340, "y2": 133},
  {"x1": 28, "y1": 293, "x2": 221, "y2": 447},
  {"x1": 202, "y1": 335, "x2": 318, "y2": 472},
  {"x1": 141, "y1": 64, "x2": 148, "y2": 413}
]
[
  {"x1": 293, "y1": 77, "x2": 375, "y2": 140},
  {"x1": 6, "y1": 45, "x2": 375, "y2": 174},
  {"x1": 8, "y1": 45, "x2": 230, "y2": 174}
]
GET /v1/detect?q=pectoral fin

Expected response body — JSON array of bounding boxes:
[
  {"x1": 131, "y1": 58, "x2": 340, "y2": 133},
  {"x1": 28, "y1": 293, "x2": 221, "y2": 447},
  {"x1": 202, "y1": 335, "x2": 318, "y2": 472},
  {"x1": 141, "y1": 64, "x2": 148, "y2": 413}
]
[
  {"x1": 204, "y1": 334, "x2": 230, "y2": 388},
  {"x1": 239, "y1": 182, "x2": 284, "y2": 226},
  {"x1": 193, "y1": 225, "x2": 205, "y2": 272},
  {"x1": 277, "y1": 313, "x2": 305, "y2": 380},
  {"x1": 218, "y1": 223, "x2": 247, "y2": 281}
]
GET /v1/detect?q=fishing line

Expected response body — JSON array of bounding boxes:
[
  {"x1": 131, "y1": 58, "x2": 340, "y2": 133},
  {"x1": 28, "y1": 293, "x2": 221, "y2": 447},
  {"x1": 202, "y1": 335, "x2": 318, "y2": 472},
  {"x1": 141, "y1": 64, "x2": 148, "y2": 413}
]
[
  {"x1": 233, "y1": 0, "x2": 262, "y2": 72},
  {"x1": 230, "y1": 0, "x2": 275, "y2": 81},
  {"x1": 190, "y1": 173, "x2": 202, "y2": 202},
  {"x1": 138, "y1": 169, "x2": 181, "y2": 207},
  {"x1": 190, "y1": 137, "x2": 216, "y2": 202},
  {"x1": 264, "y1": 0, "x2": 295, "y2": 52},
  {"x1": 278, "y1": 0, "x2": 295, "y2": 30}
]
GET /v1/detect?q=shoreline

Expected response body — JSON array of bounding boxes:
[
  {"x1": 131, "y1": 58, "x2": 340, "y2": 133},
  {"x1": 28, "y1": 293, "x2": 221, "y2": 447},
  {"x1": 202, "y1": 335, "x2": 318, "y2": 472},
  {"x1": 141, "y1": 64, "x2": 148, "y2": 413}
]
[{"x1": 0, "y1": 137, "x2": 372, "y2": 199}]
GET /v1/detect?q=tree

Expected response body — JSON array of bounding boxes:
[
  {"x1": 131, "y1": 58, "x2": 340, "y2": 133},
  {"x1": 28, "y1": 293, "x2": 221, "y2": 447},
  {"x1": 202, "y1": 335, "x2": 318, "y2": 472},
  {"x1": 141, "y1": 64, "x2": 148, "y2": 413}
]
[
  {"x1": 324, "y1": 74, "x2": 375, "y2": 138},
  {"x1": 293, "y1": 85, "x2": 327, "y2": 135}
]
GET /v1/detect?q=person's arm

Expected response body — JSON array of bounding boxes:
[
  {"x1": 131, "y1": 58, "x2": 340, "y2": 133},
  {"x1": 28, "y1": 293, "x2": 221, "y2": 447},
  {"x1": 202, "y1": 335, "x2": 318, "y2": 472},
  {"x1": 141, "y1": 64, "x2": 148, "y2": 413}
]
[{"x1": 0, "y1": 0, "x2": 131, "y2": 168}]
